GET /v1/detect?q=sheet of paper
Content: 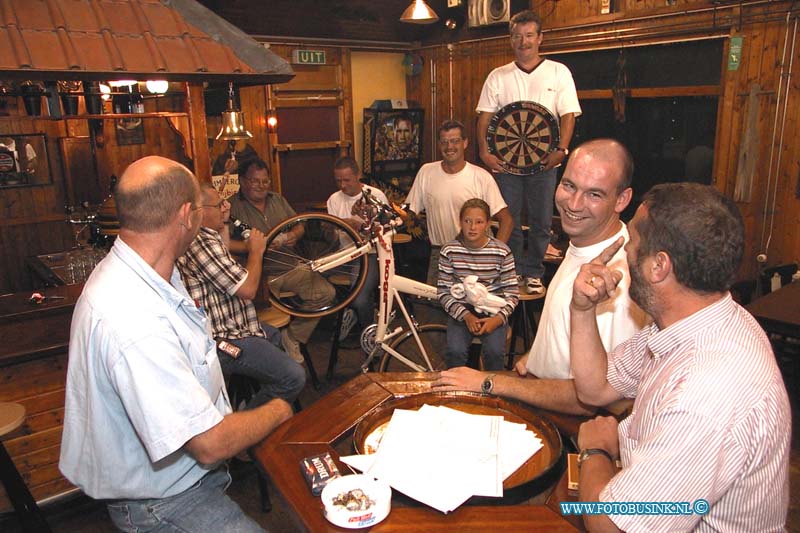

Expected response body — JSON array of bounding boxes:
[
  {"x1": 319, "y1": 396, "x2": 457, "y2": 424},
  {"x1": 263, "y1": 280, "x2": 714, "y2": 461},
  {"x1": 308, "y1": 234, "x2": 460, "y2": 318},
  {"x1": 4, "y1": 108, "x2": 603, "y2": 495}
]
[{"x1": 341, "y1": 404, "x2": 543, "y2": 513}]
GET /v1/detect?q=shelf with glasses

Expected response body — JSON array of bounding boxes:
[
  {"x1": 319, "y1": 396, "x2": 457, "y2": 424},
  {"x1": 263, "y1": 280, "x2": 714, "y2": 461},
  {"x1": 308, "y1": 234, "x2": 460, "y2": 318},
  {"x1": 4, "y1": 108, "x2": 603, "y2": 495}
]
[{"x1": 0, "y1": 112, "x2": 188, "y2": 121}]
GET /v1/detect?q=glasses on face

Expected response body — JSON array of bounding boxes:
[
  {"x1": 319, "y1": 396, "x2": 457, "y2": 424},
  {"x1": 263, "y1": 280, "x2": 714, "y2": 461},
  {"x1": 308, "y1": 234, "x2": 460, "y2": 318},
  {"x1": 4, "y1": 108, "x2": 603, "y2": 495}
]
[
  {"x1": 244, "y1": 178, "x2": 270, "y2": 188},
  {"x1": 202, "y1": 199, "x2": 228, "y2": 210},
  {"x1": 438, "y1": 138, "x2": 463, "y2": 147}
]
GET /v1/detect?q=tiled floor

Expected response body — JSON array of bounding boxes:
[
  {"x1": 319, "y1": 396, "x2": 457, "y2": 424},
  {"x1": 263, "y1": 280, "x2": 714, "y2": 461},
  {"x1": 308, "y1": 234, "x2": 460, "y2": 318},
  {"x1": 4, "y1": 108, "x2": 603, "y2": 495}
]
[{"x1": 2, "y1": 307, "x2": 798, "y2": 532}]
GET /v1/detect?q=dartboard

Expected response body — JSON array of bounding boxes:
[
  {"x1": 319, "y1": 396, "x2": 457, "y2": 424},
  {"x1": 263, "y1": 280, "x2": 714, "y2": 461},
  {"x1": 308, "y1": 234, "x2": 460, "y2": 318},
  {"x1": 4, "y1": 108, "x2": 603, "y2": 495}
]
[{"x1": 487, "y1": 101, "x2": 560, "y2": 176}]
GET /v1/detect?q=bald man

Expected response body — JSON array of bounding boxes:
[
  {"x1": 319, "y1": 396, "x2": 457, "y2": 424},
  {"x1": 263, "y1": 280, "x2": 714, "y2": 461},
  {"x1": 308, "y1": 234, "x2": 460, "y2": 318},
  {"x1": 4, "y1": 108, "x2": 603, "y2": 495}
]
[
  {"x1": 61, "y1": 156, "x2": 290, "y2": 532},
  {"x1": 434, "y1": 139, "x2": 647, "y2": 385}
]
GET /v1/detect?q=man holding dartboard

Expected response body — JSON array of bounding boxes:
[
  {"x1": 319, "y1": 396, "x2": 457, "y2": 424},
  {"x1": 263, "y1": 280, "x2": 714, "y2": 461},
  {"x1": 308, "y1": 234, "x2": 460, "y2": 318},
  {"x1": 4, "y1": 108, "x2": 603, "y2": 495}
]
[{"x1": 476, "y1": 10, "x2": 581, "y2": 295}]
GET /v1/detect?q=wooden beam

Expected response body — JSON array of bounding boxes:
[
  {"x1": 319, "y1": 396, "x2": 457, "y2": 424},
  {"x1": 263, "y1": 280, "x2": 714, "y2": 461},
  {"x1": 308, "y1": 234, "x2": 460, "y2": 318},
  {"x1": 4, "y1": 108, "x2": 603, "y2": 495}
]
[{"x1": 184, "y1": 82, "x2": 211, "y2": 182}]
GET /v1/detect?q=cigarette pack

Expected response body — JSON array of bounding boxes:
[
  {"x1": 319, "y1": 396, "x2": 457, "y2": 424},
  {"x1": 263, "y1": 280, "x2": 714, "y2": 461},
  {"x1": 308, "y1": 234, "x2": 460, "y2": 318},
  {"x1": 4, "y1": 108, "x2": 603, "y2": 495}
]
[
  {"x1": 301, "y1": 452, "x2": 342, "y2": 496},
  {"x1": 567, "y1": 453, "x2": 579, "y2": 493}
]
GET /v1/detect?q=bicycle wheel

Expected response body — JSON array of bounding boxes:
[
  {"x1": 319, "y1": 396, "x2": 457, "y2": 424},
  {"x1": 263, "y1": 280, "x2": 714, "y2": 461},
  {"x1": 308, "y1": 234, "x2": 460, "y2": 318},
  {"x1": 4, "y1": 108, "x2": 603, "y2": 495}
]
[
  {"x1": 263, "y1": 213, "x2": 369, "y2": 318},
  {"x1": 378, "y1": 324, "x2": 447, "y2": 372}
]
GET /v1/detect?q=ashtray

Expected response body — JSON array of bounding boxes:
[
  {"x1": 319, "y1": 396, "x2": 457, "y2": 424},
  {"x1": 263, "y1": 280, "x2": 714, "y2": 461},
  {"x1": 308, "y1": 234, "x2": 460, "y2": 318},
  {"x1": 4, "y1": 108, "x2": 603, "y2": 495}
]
[{"x1": 321, "y1": 474, "x2": 391, "y2": 529}]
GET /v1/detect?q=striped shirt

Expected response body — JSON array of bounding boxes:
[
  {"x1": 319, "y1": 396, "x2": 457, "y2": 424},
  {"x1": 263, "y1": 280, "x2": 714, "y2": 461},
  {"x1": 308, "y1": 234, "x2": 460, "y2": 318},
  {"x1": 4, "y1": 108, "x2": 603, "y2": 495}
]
[
  {"x1": 177, "y1": 227, "x2": 264, "y2": 340},
  {"x1": 438, "y1": 236, "x2": 518, "y2": 323},
  {"x1": 601, "y1": 294, "x2": 790, "y2": 532}
]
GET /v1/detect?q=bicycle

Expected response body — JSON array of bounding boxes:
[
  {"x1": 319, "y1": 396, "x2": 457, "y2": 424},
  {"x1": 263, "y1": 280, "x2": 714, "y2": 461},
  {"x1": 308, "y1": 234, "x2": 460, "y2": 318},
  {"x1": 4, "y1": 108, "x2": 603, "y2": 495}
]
[{"x1": 260, "y1": 191, "x2": 447, "y2": 372}]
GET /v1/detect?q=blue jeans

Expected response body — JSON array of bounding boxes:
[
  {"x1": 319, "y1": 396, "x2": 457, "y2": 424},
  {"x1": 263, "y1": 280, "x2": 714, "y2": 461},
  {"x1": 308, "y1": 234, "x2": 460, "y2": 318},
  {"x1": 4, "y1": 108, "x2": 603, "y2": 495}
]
[
  {"x1": 445, "y1": 317, "x2": 507, "y2": 371},
  {"x1": 351, "y1": 254, "x2": 378, "y2": 328},
  {"x1": 496, "y1": 168, "x2": 557, "y2": 279},
  {"x1": 107, "y1": 467, "x2": 263, "y2": 532},
  {"x1": 221, "y1": 324, "x2": 305, "y2": 406}
]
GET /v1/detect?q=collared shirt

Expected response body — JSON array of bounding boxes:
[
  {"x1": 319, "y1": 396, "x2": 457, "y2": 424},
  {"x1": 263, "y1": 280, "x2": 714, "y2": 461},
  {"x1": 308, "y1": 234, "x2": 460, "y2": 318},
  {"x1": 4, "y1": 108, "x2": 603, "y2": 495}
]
[
  {"x1": 602, "y1": 294, "x2": 790, "y2": 532},
  {"x1": 178, "y1": 227, "x2": 263, "y2": 340},
  {"x1": 60, "y1": 238, "x2": 231, "y2": 500},
  {"x1": 228, "y1": 191, "x2": 296, "y2": 236}
]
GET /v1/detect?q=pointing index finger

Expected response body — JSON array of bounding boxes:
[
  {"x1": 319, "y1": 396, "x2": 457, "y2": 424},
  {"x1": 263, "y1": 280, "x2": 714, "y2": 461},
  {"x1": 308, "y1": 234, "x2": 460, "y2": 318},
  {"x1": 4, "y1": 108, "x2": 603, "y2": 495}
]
[{"x1": 591, "y1": 236, "x2": 625, "y2": 266}]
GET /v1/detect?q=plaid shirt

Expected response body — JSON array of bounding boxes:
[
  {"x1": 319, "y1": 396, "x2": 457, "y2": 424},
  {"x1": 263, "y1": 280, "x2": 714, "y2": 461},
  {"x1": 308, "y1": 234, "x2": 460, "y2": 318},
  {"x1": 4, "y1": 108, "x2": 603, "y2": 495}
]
[{"x1": 177, "y1": 227, "x2": 264, "y2": 340}]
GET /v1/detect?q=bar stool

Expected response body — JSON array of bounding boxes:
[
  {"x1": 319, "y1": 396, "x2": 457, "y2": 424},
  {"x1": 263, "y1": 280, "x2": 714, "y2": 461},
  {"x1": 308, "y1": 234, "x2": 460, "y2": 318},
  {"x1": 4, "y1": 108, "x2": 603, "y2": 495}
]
[
  {"x1": 0, "y1": 402, "x2": 51, "y2": 532},
  {"x1": 507, "y1": 289, "x2": 546, "y2": 369}
]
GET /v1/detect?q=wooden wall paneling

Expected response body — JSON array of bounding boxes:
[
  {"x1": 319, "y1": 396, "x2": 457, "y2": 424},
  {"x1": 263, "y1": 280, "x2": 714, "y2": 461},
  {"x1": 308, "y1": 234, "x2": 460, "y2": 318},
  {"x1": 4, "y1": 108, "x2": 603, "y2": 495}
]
[
  {"x1": 0, "y1": 219, "x2": 74, "y2": 293},
  {"x1": 730, "y1": 19, "x2": 783, "y2": 275},
  {"x1": 238, "y1": 85, "x2": 268, "y2": 164},
  {"x1": 341, "y1": 48, "x2": 354, "y2": 157},
  {"x1": 715, "y1": 32, "x2": 740, "y2": 198},
  {"x1": 769, "y1": 21, "x2": 800, "y2": 265},
  {"x1": 259, "y1": 44, "x2": 353, "y2": 206},
  {"x1": 0, "y1": 352, "x2": 71, "y2": 513},
  {"x1": 60, "y1": 137, "x2": 102, "y2": 206},
  {"x1": 94, "y1": 116, "x2": 194, "y2": 194},
  {"x1": 407, "y1": 2, "x2": 800, "y2": 279}
]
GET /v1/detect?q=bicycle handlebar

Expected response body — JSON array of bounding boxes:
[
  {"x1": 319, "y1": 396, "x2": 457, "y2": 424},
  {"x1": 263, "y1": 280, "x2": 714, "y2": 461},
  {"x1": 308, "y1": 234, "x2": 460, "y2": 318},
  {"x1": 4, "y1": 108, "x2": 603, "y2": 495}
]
[{"x1": 361, "y1": 188, "x2": 404, "y2": 231}]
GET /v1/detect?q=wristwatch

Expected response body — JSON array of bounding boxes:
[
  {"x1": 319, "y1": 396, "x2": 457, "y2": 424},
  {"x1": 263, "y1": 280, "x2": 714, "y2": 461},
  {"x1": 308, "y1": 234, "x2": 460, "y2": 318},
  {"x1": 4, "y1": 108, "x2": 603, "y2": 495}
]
[
  {"x1": 554, "y1": 146, "x2": 569, "y2": 156},
  {"x1": 577, "y1": 448, "x2": 613, "y2": 469},
  {"x1": 481, "y1": 373, "x2": 496, "y2": 395}
]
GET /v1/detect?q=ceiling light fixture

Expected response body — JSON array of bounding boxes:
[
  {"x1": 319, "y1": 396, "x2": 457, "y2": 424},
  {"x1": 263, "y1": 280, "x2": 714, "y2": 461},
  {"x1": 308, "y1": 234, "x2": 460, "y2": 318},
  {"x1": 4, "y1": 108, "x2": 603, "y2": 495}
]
[
  {"x1": 145, "y1": 80, "x2": 169, "y2": 94},
  {"x1": 400, "y1": 0, "x2": 439, "y2": 24}
]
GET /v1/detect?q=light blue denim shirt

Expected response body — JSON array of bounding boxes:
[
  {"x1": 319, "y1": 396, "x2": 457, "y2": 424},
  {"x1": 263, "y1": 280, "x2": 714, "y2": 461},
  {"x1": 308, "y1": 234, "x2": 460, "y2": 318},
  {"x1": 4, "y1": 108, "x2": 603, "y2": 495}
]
[{"x1": 60, "y1": 238, "x2": 232, "y2": 499}]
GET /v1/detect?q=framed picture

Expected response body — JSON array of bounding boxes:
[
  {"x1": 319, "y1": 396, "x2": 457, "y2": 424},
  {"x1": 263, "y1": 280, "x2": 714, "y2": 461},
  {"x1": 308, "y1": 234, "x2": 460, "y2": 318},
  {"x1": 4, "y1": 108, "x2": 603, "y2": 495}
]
[
  {"x1": 115, "y1": 117, "x2": 146, "y2": 146},
  {"x1": 363, "y1": 108, "x2": 424, "y2": 200},
  {"x1": 0, "y1": 133, "x2": 51, "y2": 188}
]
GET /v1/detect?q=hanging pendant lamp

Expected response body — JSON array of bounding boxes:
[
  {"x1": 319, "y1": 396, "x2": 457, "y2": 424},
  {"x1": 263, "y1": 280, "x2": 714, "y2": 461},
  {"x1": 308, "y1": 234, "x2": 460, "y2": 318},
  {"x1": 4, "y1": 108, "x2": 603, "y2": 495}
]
[{"x1": 400, "y1": 0, "x2": 439, "y2": 24}]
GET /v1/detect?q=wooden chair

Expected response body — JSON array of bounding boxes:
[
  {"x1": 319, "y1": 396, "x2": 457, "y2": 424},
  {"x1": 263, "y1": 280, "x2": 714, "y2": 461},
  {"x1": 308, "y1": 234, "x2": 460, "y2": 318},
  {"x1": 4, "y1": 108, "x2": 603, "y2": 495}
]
[{"x1": 0, "y1": 402, "x2": 51, "y2": 532}]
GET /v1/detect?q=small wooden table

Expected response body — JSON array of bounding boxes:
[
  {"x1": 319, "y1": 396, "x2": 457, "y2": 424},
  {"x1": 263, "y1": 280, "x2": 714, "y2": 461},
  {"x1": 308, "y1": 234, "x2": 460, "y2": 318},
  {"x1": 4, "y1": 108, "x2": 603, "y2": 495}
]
[
  {"x1": 253, "y1": 373, "x2": 584, "y2": 531},
  {"x1": 746, "y1": 282, "x2": 800, "y2": 339}
]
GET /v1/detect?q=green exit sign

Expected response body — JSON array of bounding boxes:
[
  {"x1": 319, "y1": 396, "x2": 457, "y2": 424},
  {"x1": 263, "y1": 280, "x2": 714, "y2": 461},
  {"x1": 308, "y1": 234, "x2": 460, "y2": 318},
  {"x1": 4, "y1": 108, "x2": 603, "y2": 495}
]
[{"x1": 291, "y1": 50, "x2": 326, "y2": 65}]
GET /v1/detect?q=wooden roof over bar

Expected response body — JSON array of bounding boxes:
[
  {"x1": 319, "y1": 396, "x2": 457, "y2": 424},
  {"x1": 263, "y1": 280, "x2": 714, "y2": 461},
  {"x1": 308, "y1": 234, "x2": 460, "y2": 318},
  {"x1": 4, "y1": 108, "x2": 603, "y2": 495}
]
[{"x1": 0, "y1": 0, "x2": 294, "y2": 84}]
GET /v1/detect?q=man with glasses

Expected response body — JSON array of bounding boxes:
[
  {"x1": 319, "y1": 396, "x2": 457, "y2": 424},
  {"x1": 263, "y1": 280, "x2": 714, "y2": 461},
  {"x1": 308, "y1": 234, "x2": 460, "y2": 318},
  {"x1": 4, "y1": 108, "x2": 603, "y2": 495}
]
[
  {"x1": 477, "y1": 9, "x2": 581, "y2": 295},
  {"x1": 404, "y1": 119, "x2": 512, "y2": 285},
  {"x1": 229, "y1": 158, "x2": 335, "y2": 362},
  {"x1": 61, "y1": 157, "x2": 291, "y2": 531},
  {"x1": 178, "y1": 183, "x2": 305, "y2": 407}
]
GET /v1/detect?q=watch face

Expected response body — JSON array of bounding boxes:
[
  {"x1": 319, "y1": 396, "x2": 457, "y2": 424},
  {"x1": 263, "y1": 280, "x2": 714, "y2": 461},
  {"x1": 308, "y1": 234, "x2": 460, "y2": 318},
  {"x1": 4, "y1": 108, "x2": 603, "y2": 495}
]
[{"x1": 482, "y1": 377, "x2": 492, "y2": 393}]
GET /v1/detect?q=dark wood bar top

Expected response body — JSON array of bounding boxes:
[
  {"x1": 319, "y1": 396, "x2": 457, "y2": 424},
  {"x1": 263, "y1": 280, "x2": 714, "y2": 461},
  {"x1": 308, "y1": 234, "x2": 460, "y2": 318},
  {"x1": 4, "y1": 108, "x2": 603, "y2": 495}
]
[
  {"x1": 253, "y1": 373, "x2": 584, "y2": 532},
  {"x1": 0, "y1": 284, "x2": 82, "y2": 366}
]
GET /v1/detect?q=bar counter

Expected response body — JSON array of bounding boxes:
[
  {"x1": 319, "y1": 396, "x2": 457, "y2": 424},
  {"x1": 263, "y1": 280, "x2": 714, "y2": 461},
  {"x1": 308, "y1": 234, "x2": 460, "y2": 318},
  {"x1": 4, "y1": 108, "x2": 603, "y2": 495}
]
[{"x1": 0, "y1": 284, "x2": 83, "y2": 512}]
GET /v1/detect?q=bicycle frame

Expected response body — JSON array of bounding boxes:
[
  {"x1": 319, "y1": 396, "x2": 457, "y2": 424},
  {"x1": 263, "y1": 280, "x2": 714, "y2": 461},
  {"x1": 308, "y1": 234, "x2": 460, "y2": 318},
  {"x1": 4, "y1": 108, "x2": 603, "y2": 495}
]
[{"x1": 305, "y1": 221, "x2": 440, "y2": 372}]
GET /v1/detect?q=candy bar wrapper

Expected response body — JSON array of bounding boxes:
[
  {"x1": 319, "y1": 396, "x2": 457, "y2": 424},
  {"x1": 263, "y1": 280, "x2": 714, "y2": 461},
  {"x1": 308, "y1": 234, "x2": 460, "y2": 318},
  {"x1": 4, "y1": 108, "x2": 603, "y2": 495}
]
[{"x1": 301, "y1": 452, "x2": 341, "y2": 495}]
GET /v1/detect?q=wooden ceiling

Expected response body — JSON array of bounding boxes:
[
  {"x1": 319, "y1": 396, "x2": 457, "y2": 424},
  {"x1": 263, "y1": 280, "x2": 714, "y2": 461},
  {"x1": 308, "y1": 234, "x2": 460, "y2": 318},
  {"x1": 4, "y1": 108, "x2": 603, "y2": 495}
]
[{"x1": 196, "y1": 0, "x2": 513, "y2": 46}]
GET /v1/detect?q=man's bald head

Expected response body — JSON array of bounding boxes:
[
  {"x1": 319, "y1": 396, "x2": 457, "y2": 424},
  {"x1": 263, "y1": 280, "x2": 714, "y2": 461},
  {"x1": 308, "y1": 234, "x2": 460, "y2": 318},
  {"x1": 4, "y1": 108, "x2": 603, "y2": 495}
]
[
  {"x1": 570, "y1": 139, "x2": 634, "y2": 193},
  {"x1": 115, "y1": 156, "x2": 199, "y2": 232}
]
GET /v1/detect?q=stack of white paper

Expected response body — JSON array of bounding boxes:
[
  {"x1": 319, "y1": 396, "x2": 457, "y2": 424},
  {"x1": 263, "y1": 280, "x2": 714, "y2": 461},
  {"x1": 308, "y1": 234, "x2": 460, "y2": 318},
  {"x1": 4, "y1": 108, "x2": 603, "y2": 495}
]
[{"x1": 340, "y1": 404, "x2": 544, "y2": 513}]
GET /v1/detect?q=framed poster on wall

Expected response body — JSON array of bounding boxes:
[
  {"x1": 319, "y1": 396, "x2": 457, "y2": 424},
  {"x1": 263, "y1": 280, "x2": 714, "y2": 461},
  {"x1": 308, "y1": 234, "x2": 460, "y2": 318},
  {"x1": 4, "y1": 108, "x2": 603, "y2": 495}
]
[{"x1": 363, "y1": 108, "x2": 424, "y2": 203}]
